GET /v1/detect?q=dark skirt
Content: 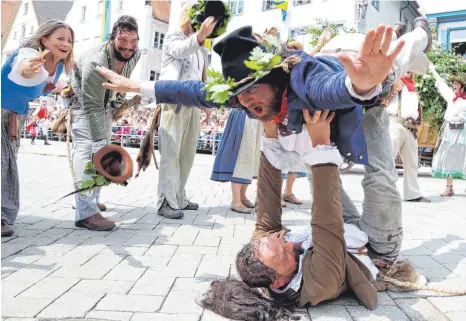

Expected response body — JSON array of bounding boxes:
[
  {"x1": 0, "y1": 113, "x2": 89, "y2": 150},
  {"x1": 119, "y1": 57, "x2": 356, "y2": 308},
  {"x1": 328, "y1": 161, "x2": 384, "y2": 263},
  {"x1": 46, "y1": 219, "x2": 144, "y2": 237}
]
[{"x1": 211, "y1": 109, "x2": 259, "y2": 184}]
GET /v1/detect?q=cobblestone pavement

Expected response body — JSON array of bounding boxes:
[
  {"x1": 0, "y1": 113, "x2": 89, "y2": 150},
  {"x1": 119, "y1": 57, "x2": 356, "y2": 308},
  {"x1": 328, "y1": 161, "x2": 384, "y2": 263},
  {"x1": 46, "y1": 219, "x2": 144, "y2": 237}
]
[{"x1": 2, "y1": 140, "x2": 466, "y2": 321}]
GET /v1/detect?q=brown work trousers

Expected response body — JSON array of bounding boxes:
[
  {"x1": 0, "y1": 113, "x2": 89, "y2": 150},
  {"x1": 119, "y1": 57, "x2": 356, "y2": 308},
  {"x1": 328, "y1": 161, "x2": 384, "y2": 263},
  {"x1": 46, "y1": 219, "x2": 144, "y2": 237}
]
[{"x1": 253, "y1": 153, "x2": 377, "y2": 310}]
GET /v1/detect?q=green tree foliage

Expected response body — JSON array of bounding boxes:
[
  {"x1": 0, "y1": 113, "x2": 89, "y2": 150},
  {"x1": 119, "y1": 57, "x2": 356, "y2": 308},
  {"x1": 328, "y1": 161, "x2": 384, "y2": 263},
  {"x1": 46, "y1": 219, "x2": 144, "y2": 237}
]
[{"x1": 307, "y1": 18, "x2": 357, "y2": 47}]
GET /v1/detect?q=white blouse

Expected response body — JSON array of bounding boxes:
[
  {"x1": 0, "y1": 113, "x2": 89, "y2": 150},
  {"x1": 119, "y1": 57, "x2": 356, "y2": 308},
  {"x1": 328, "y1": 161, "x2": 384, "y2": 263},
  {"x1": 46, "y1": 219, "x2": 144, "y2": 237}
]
[{"x1": 8, "y1": 48, "x2": 49, "y2": 87}]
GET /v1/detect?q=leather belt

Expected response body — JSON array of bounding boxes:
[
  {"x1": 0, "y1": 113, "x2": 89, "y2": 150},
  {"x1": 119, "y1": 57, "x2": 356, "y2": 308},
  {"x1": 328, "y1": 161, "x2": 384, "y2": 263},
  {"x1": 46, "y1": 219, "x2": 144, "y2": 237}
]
[{"x1": 389, "y1": 115, "x2": 416, "y2": 130}]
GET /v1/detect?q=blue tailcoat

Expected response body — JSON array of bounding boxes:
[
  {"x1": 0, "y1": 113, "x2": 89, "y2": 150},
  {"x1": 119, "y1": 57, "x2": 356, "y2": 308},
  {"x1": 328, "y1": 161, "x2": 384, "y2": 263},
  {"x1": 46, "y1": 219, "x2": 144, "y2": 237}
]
[{"x1": 153, "y1": 51, "x2": 377, "y2": 164}]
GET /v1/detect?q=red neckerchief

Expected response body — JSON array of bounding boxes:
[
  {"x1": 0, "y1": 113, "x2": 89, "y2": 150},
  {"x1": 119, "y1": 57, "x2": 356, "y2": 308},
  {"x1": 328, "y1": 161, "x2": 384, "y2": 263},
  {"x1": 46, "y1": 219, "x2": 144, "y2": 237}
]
[
  {"x1": 273, "y1": 88, "x2": 288, "y2": 124},
  {"x1": 453, "y1": 92, "x2": 466, "y2": 103},
  {"x1": 400, "y1": 76, "x2": 416, "y2": 92}
]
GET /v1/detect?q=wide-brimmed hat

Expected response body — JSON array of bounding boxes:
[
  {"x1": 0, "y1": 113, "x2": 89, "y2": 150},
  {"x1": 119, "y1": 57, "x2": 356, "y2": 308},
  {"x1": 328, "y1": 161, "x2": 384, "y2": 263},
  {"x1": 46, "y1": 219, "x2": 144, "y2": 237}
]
[
  {"x1": 94, "y1": 144, "x2": 133, "y2": 183},
  {"x1": 59, "y1": 145, "x2": 133, "y2": 200},
  {"x1": 203, "y1": 26, "x2": 301, "y2": 105},
  {"x1": 189, "y1": 0, "x2": 231, "y2": 39},
  {"x1": 450, "y1": 73, "x2": 466, "y2": 87}
]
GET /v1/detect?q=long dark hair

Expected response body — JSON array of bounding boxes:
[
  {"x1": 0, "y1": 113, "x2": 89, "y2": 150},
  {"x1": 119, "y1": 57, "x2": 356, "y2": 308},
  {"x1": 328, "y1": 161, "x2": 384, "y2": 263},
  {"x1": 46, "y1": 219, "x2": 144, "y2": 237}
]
[{"x1": 200, "y1": 240, "x2": 297, "y2": 321}]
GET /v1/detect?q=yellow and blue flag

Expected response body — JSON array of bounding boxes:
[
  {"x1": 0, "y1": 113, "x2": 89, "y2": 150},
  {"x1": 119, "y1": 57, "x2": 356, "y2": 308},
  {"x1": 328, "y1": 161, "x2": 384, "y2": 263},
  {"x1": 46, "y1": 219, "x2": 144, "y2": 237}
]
[
  {"x1": 101, "y1": 0, "x2": 112, "y2": 42},
  {"x1": 272, "y1": 0, "x2": 288, "y2": 22}
]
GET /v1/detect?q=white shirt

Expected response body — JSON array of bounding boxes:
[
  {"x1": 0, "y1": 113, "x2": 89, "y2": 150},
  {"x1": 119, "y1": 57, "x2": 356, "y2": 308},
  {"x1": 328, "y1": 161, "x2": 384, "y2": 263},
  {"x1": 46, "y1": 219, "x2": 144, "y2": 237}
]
[
  {"x1": 433, "y1": 74, "x2": 466, "y2": 123},
  {"x1": 386, "y1": 86, "x2": 419, "y2": 120}
]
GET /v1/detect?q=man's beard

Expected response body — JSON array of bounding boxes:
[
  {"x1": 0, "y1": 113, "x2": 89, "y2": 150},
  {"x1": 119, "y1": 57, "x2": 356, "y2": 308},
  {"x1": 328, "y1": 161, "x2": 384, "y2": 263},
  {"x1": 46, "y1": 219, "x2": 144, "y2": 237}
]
[{"x1": 113, "y1": 44, "x2": 135, "y2": 62}]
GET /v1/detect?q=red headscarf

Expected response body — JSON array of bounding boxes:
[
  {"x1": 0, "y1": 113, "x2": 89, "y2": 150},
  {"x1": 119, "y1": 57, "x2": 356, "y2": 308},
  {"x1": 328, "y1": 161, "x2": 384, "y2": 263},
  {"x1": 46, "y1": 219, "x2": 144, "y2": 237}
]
[
  {"x1": 273, "y1": 89, "x2": 288, "y2": 124},
  {"x1": 454, "y1": 92, "x2": 466, "y2": 103},
  {"x1": 400, "y1": 76, "x2": 416, "y2": 92}
]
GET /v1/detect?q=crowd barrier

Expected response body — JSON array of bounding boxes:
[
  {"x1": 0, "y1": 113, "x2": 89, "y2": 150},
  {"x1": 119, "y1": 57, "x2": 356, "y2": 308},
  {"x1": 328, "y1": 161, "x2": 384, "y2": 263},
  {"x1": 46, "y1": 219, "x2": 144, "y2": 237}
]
[{"x1": 22, "y1": 126, "x2": 224, "y2": 155}]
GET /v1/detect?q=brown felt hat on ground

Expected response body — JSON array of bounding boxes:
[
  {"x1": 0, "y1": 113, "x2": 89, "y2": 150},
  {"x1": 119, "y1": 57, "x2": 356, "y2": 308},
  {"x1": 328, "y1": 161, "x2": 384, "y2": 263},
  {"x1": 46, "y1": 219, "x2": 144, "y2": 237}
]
[{"x1": 94, "y1": 144, "x2": 133, "y2": 183}]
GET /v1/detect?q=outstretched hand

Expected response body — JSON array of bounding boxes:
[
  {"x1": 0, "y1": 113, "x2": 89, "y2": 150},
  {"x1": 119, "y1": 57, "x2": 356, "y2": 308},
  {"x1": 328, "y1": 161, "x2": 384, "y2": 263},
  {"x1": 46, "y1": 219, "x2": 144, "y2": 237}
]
[
  {"x1": 96, "y1": 66, "x2": 141, "y2": 93},
  {"x1": 303, "y1": 110, "x2": 334, "y2": 147},
  {"x1": 337, "y1": 24, "x2": 405, "y2": 95}
]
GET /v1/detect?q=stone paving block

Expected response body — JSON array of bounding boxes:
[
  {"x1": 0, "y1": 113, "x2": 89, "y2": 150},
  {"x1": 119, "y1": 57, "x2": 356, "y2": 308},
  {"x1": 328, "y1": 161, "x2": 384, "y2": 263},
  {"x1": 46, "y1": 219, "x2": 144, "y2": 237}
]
[
  {"x1": 388, "y1": 278, "x2": 466, "y2": 298},
  {"x1": 103, "y1": 261, "x2": 147, "y2": 282},
  {"x1": 64, "y1": 244, "x2": 107, "y2": 258},
  {"x1": 428, "y1": 296, "x2": 466, "y2": 313},
  {"x1": 308, "y1": 305, "x2": 353, "y2": 321},
  {"x1": 192, "y1": 215, "x2": 216, "y2": 226},
  {"x1": 3, "y1": 268, "x2": 53, "y2": 284},
  {"x1": 129, "y1": 274, "x2": 175, "y2": 296},
  {"x1": 443, "y1": 263, "x2": 466, "y2": 278},
  {"x1": 198, "y1": 225, "x2": 234, "y2": 238},
  {"x1": 194, "y1": 235, "x2": 221, "y2": 247},
  {"x1": 376, "y1": 292, "x2": 396, "y2": 306},
  {"x1": 131, "y1": 313, "x2": 200, "y2": 321},
  {"x1": 144, "y1": 244, "x2": 178, "y2": 257},
  {"x1": 419, "y1": 268, "x2": 458, "y2": 281},
  {"x1": 446, "y1": 312, "x2": 466, "y2": 321},
  {"x1": 68, "y1": 279, "x2": 134, "y2": 295},
  {"x1": 38, "y1": 292, "x2": 104, "y2": 319},
  {"x1": 172, "y1": 277, "x2": 213, "y2": 294},
  {"x1": 123, "y1": 234, "x2": 157, "y2": 247},
  {"x1": 431, "y1": 254, "x2": 466, "y2": 265},
  {"x1": 160, "y1": 290, "x2": 203, "y2": 314},
  {"x1": 18, "y1": 277, "x2": 79, "y2": 299},
  {"x1": 2, "y1": 254, "x2": 42, "y2": 268},
  {"x1": 201, "y1": 310, "x2": 231, "y2": 321},
  {"x1": 1, "y1": 280, "x2": 35, "y2": 298},
  {"x1": 1, "y1": 243, "x2": 31, "y2": 259},
  {"x1": 19, "y1": 244, "x2": 76, "y2": 256},
  {"x1": 99, "y1": 245, "x2": 148, "y2": 256},
  {"x1": 85, "y1": 310, "x2": 133, "y2": 321},
  {"x1": 96, "y1": 294, "x2": 164, "y2": 313},
  {"x1": 123, "y1": 254, "x2": 171, "y2": 267},
  {"x1": 1, "y1": 297, "x2": 53, "y2": 318},
  {"x1": 156, "y1": 225, "x2": 199, "y2": 245},
  {"x1": 217, "y1": 243, "x2": 244, "y2": 256},
  {"x1": 404, "y1": 255, "x2": 445, "y2": 269},
  {"x1": 395, "y1": 298, "x2": 449, "y2": 321},
  {"x1": 196, "y1": 255, "x2": 231, "y2": 279},
  {"x1": 346, "y1": 305, "x2": 409, "y2": 321},
  {"x1": 176, "y1": 245, "x2": 218, "y2": 255},
  {"x1": 327, "y1": 296, "x2": 361, "y2": 306}
]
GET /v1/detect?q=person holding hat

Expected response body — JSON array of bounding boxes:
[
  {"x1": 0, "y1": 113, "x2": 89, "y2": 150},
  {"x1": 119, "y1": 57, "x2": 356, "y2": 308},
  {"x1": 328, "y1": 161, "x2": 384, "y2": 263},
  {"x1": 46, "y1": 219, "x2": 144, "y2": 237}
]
[
  {"x1": 155, "y1": 1, "x2": 229, "y2": 219},
  {"x1": 69, "y1": 16, "x2": 142, "y2": 231},
  {"x1": 430, "y1": 64, "x2": 466, "y2": 197}
]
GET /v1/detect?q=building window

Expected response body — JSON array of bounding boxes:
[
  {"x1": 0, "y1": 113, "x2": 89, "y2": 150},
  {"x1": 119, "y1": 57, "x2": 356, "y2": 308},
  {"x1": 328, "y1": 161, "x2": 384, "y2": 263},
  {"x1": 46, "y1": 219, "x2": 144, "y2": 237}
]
[
  {"x1": 118, "y1": 0, "x2": 124, "y2": 10},
  {"x1": 150, "y1": 70, "x2": 156, "y2": 81},
  {"x1": 21, "y1": 24, "x2": 26, "y2": 37},
  {"x1": 293, "y1": 0, "x2": 311, "y2": 5},
  {"x1": 81, "y1": 6, "x2": 87, "y2": 21},
  {"x1": 97, "y1": 1, "x2": 103, "y2": 15},
  {"x1": 229, "y1": 0, "x2": 244, "y2": 15},
  {"x1": 24, "y1": 3, "x2": 28, "y2": 15},
  {"x1": 262, "y1": 0, "x2": 275, "y2": 11},
  {"x1": 94, "y1": 36, "x2": 101, "y2": 45},
  {"x1": 13, "y1": 31, "x2": 17, "y2": 40},
  {"x1": 153, "y1": 32, "x2": 165, "y2": 49},
  {"x1": 30, "y1": 26, "x2": 34, "y2": 35},
  {"x1": 145, "y1": 0, "x2": 151, "y2": 5},
  {"x1": 371, "y1": 0, "x2": 379, "y2": 11}
]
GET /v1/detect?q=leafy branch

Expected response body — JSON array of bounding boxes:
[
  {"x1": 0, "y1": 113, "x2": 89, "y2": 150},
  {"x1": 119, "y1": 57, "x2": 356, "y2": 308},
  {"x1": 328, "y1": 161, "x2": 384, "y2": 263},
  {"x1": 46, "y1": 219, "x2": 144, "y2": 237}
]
[
  {"x1": 202, "y1": 69, "x2": 236, "y2": 108},
  {"x1": 79, "y1": 162, "x2": 110, "y2": 190}
]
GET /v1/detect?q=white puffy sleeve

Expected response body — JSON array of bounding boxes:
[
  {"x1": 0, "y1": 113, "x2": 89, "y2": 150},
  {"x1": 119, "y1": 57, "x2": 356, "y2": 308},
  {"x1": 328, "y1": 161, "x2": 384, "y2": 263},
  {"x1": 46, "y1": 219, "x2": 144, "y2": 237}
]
[
  {"x1": 7, "y1": 48, "x2": 48, "y2": 87},
  {"x1": 302, "y1": 145, "x2": 343, "y2": 168},
  {"x1": 261, "y1": 136, "x2": 301, "y2": 171}
]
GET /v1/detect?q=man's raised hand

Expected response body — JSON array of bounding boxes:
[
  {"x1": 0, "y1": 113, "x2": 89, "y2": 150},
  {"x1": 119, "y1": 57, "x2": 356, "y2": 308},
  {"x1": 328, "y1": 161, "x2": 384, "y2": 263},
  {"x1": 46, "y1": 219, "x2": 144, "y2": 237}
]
[
  {"x1": 337, "y1": 24, "x2": 405, "y2": 95},
  {"x1": 96, "y1": 66, "x2": 141, "y2": 93}
]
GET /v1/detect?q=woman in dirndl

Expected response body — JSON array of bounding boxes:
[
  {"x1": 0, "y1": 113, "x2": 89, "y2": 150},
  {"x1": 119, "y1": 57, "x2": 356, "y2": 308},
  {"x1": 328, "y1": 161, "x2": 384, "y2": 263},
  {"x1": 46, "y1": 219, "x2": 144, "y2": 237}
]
[
  {"x1": 1, "y1": 20, "x2": 74, "y2": 237},
  {"x1": 430, "y1": 64, "x2": 466, "y2": 197},
  {"x1": 211, "y1": 108, "x2": 261, "y2": 214}
]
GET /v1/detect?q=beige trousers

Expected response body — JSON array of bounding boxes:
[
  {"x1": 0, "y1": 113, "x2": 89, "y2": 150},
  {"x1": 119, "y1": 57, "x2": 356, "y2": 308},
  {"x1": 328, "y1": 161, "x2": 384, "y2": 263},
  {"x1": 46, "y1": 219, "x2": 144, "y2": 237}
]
[
  {"x1": 157, "y1": 104, "x2": 200, "y2": 210},
  {"x1": 390, "y1": 121, "x2": 421, "y2": 200}
]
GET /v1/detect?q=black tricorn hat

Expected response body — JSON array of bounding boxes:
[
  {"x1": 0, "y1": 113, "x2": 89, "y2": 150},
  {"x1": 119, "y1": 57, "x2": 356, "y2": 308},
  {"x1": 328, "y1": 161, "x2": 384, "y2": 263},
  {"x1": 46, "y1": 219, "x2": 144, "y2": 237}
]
[
  {"x1": 190, "y1": 0, "x2": 231, "y2": 39},
  {"x1": 213, "y1": 26, "x2": 275, "y2": 95}
]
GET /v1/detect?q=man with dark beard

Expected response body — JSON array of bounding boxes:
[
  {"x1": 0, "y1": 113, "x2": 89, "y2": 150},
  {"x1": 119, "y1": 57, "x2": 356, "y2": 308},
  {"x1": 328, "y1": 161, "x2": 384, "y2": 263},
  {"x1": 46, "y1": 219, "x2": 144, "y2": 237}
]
[{"x1": 69, "y1": 16, "x2": 141, "y2": 230}]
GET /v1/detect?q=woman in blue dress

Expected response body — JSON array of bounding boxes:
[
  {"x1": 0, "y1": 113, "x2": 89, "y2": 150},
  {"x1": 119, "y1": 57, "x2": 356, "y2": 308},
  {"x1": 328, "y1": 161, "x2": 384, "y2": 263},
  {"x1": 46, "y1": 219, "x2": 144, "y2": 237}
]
[
  {"x1": 211, "y1": 108, "x2": 261, "y2": 214},
  {"x1": 1, "y1": 20, "x2": 75, "y2": 236}
]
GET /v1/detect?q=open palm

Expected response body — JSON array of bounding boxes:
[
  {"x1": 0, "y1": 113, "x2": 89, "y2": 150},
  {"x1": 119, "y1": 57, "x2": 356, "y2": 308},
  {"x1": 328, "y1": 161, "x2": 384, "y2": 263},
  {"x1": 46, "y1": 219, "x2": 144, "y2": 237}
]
[{"x1": 337, "y1": 25, "x2": 405, "y2": 94}]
